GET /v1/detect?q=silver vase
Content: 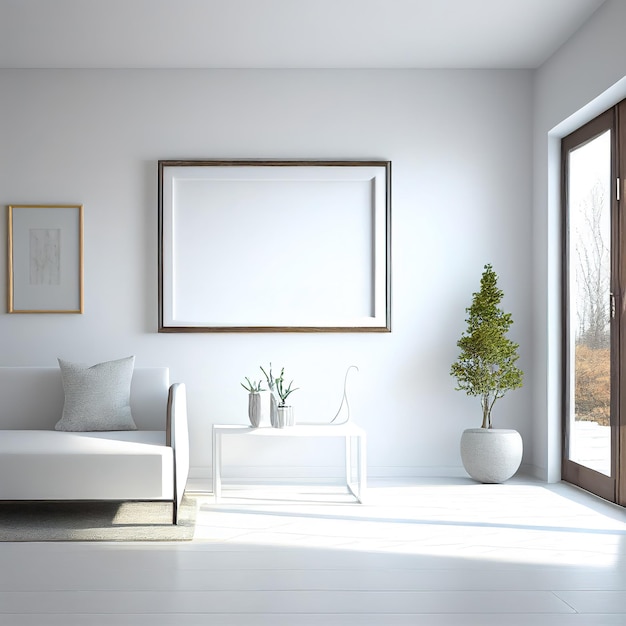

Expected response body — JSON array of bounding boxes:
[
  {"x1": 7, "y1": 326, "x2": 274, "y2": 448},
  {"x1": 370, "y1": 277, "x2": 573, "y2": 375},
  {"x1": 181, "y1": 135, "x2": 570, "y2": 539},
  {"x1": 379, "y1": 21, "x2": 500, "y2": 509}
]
[
  {"x1": 248, "y1": 393, "x2": 262, "y2": 428},
  {"x1": 269, "y1": 392, "x2": 279, "y2": 427}
]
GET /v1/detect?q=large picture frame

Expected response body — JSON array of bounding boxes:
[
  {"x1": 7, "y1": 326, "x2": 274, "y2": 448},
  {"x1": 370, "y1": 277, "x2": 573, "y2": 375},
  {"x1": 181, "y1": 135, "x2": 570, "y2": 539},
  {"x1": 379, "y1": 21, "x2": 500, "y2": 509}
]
[
  {"x1": 158, "y1": 160, "x2": 391, "y2": 332},
  {"x1": 8, "y1": 204, "x2": 84, "y2": 314}
]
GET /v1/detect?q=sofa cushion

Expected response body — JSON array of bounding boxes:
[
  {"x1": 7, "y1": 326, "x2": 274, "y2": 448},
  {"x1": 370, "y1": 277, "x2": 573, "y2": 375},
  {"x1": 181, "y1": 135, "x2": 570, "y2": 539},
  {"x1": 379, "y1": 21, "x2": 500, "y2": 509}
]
[
  {"x1": 55, "y1": 356, "x2": 137, "y2": 431},
  {"x1": 0, "y1": 430, "x2": 173, "y2": 500}
]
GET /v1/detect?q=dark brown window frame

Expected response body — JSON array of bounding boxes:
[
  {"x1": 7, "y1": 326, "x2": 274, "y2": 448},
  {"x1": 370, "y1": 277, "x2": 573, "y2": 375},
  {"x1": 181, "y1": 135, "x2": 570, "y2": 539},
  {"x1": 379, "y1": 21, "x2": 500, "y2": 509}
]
[{"x1": 561, "y1": 101, "x2": 626, "y2": 505}]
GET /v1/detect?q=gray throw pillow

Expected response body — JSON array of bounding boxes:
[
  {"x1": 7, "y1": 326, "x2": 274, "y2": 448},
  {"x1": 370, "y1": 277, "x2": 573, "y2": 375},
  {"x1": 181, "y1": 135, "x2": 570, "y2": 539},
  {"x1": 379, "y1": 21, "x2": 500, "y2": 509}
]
[{"x1": 55, "y1": 356, "x2": 137, "y2": 431}]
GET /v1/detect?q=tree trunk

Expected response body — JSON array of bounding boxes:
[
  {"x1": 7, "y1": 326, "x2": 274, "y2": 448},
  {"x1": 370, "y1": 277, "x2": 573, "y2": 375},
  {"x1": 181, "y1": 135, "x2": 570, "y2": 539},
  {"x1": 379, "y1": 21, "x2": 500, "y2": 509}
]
[{"x1": 481, "y1": 395, "x2": 491, "y2": 429}]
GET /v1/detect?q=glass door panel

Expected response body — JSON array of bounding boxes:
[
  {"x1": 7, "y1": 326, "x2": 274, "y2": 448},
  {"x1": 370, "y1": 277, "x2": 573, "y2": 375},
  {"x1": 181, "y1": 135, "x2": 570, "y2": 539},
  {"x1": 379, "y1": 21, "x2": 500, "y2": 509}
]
[{"x1": 567, "y1": 130, "x2": 612, "y2": 476}]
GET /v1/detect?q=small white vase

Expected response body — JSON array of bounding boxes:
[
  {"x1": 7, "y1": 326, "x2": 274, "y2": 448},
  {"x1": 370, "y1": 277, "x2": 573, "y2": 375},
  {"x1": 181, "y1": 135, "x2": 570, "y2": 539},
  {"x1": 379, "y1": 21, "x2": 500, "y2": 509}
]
[
  {"x1": 273, "y1": 405, "x2": 294, "y2": 428},
  {"x1": 460, "y1": 428, "x2": 523, "y2": 483},
  {"x1": 247, "y1": 393, "x2": 262, "y2": 428}
]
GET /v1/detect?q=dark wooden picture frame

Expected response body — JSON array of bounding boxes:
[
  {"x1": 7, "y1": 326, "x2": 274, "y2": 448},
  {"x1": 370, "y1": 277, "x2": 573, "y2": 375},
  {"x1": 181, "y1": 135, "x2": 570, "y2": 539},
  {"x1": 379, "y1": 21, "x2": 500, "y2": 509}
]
[{"x1": 158, "y1": 160, "x2": 391, "y2": 332}]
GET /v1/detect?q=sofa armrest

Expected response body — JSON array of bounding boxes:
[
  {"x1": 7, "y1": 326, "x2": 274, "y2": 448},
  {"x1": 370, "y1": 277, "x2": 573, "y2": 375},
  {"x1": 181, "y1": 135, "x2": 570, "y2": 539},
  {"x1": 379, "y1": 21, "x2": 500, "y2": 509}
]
[{"x1": 167, "y1": 382, "x2": 189, "y2": 524}]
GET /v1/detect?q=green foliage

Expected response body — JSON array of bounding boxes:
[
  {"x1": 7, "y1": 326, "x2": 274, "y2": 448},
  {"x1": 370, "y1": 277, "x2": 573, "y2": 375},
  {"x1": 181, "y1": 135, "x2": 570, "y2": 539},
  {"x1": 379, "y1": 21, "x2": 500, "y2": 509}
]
[
  {"x1": 274, "y1": 367, "x2": 299, "y2": 406},
  {"x1": 450, "y1": 264, "x2": 523, "y2": 428},
  {"x1": 260, "y1": 363, "x2": 276, "y2": 391},
  {"x1": 248, "y1": 363, "x2": 299, "y2": 405},
  {"x1": 240, "y1": 377, "x2": 264, "y2": 393}
]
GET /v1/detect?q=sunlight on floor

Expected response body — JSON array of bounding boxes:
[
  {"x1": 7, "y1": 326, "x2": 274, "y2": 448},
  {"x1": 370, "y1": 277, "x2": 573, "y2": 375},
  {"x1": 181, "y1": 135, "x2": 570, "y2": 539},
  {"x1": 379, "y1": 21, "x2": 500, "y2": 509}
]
[{"x1": 189, "y1": 480, "x2": 626, "y2": 569}]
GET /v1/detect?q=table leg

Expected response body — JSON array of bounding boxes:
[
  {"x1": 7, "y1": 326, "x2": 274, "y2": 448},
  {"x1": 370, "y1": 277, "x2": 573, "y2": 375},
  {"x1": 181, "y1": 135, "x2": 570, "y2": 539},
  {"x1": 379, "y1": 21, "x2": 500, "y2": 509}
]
[
  {"x1": 345, "y1": 434, "x2": 352, "y2": 489},
  {"x1": 346, "y1": 433, "x2": 366, "y2": 503},
  {"x1": 357, "y1": 432, "x2": 367, "y2": 502},
  {"x1": 212, "y1": 429, "x2": 222, "y2": 500}
]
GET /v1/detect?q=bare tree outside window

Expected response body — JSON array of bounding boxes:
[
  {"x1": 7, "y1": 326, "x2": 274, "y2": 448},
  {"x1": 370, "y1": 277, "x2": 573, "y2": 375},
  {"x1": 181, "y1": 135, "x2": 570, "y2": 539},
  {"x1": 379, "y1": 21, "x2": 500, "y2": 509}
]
[
  {"x1": 575, "y1": 181, "x2": 610, "y2": 350},
  {"x1": 570, "y1": 132, "x2": 611, "y2": 432}
]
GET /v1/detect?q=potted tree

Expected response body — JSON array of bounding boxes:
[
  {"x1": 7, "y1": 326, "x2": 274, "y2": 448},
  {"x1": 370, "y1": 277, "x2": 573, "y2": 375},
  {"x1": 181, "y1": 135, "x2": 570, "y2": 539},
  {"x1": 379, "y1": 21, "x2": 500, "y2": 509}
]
[{"x1": 450, "y1": 264, "x2": 524, "y2": 483}]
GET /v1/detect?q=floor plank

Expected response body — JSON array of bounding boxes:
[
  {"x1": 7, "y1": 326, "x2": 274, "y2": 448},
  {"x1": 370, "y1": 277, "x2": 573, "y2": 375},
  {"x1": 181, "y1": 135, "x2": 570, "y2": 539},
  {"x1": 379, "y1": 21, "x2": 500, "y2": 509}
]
[{"x1": 0, "y1": 477, "x2": 624, "y2": 624}]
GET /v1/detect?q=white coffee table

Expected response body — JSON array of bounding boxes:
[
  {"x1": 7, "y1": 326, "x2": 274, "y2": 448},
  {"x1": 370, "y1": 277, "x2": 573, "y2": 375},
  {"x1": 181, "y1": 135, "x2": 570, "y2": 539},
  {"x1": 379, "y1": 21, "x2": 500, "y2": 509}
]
[{"x1": 212, "y1": 422, "x2": 367, "y2": 502}]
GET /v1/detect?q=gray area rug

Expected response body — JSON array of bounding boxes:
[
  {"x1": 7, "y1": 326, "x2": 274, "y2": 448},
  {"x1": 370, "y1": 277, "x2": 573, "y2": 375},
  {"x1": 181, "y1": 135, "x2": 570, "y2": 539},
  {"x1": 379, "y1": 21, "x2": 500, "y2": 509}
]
[{"x1": 0, "y1": 495, "x2": 197, "y2": 542}]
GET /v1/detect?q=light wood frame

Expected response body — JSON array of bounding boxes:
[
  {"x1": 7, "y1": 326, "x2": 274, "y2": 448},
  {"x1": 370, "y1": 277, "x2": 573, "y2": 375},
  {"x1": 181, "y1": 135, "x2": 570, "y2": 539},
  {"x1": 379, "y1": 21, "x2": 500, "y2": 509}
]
[{"x1": 8, "y1": 204, "x2": 84, "y2": 314}]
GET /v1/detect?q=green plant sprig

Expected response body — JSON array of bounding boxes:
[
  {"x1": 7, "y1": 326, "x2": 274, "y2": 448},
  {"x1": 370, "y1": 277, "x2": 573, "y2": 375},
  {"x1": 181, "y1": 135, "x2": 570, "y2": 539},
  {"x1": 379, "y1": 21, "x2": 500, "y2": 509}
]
[
  {"x1": 260, "y1": 363, "x2": 276, "y2": 391},
  {"x1": 274, "y1": 367, "x2": 299, "y2": 406},
  {"x1": 240, "y1": 377, "x2": 265, "y2": 393}
]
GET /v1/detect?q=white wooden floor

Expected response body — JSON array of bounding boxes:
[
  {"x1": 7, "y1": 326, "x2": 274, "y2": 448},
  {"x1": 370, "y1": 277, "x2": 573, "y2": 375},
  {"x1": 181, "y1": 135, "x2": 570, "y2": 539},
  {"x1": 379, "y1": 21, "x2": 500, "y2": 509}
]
[{"x1": 1, "y1": 477, "x2": 625, "y2": 625}]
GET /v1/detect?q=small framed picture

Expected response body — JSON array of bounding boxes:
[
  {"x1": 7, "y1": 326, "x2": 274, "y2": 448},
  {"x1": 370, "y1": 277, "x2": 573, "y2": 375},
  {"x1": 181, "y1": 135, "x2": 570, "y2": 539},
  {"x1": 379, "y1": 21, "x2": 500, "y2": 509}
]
[{"x1": 8, "y1": 204, "x2": 84, "y2": 314}]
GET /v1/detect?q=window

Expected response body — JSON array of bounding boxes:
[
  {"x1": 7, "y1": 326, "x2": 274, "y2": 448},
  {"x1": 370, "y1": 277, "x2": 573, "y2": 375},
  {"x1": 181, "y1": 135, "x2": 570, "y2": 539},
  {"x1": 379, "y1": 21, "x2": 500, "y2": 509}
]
[{"x1": 561, "y1": 99, "x2": 626, "y2": 505}]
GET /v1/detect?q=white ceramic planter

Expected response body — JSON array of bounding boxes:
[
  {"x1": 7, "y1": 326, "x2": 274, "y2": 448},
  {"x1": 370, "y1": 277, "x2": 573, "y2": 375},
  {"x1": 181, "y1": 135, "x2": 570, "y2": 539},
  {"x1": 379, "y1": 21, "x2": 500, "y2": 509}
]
[
  {"x1": 272, "y1": 405, "x2": 294, "y2": 428},
  {"x1": 460, "y1": 428, "x2": 523, "y2": 483}
]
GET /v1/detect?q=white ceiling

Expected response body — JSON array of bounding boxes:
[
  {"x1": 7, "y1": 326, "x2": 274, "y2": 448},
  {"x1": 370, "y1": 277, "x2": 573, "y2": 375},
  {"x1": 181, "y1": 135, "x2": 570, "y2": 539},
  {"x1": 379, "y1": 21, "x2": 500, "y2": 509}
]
[{"x1": 0, "y1": 0, "x2": 606, "y2": 69}]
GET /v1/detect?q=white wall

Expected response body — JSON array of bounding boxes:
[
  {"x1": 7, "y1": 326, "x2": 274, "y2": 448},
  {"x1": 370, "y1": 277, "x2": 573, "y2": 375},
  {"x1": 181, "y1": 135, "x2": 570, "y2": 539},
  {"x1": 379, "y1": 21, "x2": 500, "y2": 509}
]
[
  {"x1": 532, "y1": 0, "x2": 626, "y2": 481},
  {"x1": 0, "y1": 69, "x2": 533, "y2": 480}
]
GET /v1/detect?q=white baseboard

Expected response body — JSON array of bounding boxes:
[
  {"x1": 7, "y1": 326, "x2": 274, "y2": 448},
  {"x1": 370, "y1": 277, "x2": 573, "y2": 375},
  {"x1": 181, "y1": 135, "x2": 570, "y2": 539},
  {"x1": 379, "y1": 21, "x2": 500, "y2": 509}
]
[
  {"x1": 520, "y1": 462, "x2": 554, "y2": 482},
  {"x1": 189, "y1": 465, "x2": 470, "y2": 481},
  {"x1": 188, "y1": 464, "x2": 548, "y2": 483}
]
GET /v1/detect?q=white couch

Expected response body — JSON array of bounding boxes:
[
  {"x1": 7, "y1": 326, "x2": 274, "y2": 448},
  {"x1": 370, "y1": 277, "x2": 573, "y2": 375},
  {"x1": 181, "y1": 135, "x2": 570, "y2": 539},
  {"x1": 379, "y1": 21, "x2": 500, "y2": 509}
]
[{"x1": 0, "y1": 367, "x2": 189, "y2": 524}]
